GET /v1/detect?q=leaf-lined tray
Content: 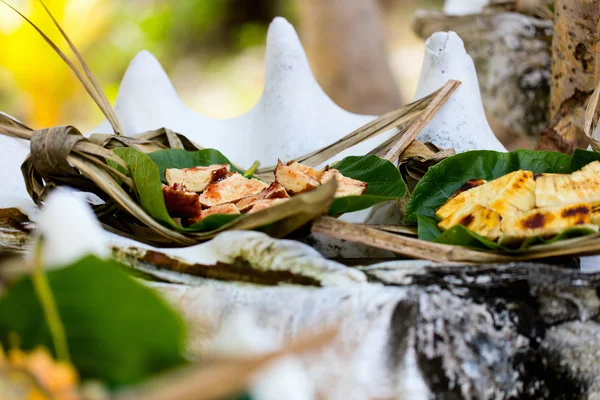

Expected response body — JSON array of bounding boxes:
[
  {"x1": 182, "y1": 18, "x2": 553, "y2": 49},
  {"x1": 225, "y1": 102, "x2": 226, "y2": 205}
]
[
  {"x1": 406, "y1": 149, "x2": 600, "y2": 255},
  {"x1": 113, "y1": 147, "x2": 407, "y2": 238}
]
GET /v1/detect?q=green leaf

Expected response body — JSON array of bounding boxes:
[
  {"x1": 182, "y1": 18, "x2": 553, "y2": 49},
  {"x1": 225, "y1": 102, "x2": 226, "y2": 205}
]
[
  {"x1": 434, "y1": 224, "x2": 596, "y2": 252},
  {"x1": 416, "y1": 215, "x2": 442, "y2": 242},
  {"x1": 148, "y1": 148, "x2": 244, "y2": 183},
  {"x1": 114, "y1": 148, "x2": 182, "y2": 230},
  {"x1": 0, "y1": 255, "x2": 186, "y2": 386},
  {"x1": 405, "y1": 149, "x2": 572, "y2": 222},
  {"x1": 329, "y1": 155, "x2": 407, "y2": 215},
  {"x1": 571, "y1": 148, "x2": 600, "y2": 171}
]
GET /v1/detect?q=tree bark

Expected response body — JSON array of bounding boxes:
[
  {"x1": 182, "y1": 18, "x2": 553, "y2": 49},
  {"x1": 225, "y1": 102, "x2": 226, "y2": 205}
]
[
  {"x1": 535, "y1": 0, "x2": 599, "y2": 153},
  {"x1": 297, "y1": 0, "x2": 403, "y2": 115}
]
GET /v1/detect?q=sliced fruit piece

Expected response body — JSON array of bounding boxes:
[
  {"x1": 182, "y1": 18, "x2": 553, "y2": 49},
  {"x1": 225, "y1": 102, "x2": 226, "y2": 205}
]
[
  {"x1": 320, "y1": 169, "x2": 367, "y2": 198},
  {"x1": 287, "y1": 160, "x2": 325, "y2": 181},
  {"x1": 438, "y1": 203, "x2": 502, "y2": 240},
  {"x1": 500, "y1": 202, "x2": 592, "y2": 243},
  {"x1": 274, "y1": 160, "x2": 320, "y2": 194},
  {"x1": 488, "y1": 170, "x2": 535, "y2": 216},
  {"x1": 165, "y1": 164, "x2": 230, "y2": 192},
  {"x1": 236, "y1": 182, "x2": 290, "y2": 213},
  {"x1": 535, "y1": 166, "x2": 600, "y2": 208},
  {"x1": 162, "y1": 183, "x2": 201, "y2": 218},
  {"x1": 200, "y1": 173, "x2": 268, "y2": 207},
  {"x1": 248, "y1": 198, "x2": 289, "y2": 214},
  {"x1": 435, "y1": 172, "x2": 516, "y2": 221}
]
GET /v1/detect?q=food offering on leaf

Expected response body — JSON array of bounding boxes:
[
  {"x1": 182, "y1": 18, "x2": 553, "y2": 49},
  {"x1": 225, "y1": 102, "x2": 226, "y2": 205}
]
[
  {"x1": 162, "y1": 159, "x2": 367, "y2": 226},
  {"x1": 435, "y1": 162, "x2": 600, "y2": 245}
]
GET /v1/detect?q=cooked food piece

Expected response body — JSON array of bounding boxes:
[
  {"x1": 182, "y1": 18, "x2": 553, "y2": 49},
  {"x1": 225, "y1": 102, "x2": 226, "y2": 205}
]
[
  {"x1": 593, "y1": 208, "x2": 600, "y2": 226},
  {"x1": 488, "y1": 170, "x2": 535, "y2": 216},
  {"x1": 435, "y1": 172, "x2": 516, "y2": 221},
  {"x1": 248, "y1": 198, "x2": 289, "y2": 214},
  {"x1": 287, "y1": 161, "x2": 325, "y2": 181},
  {"x1": 236, "y1": 182, "x2": 290, "y2": 212},
  {"x1": 437, "y1": 203, "x2": 502, "y2": 240},
  {"x1": 536, "y1": 162, "x2": 600, "y2": 208},
  {"x1": 162, "y1": 183, "x2": 201, "y2": 218},
  {"x1": 500, "y1": 202, "x2": 592, "y2": 242},
  {"x1": 187, "y1": 203, "x2": 240, "y2": 225},
  {"x1": 200, "y1": 173, "x2": 268, "y2": 207},
  {"x1": 448, "y1": 179, "x2": 487, "y2": 200},
  {"x1": 275, "y1": 160, "x2": 320, "y2": 194},
  {"x1": 165, "y1": 164, "x2": 230, "y2": 192},
  {"x1": 320, "y1": 169, "x2": 367, "y2": 198}
]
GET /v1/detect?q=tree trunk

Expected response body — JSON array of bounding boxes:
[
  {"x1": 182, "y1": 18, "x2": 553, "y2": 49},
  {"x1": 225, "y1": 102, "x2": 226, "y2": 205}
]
[
  {"x1": 535, "y1": 0, "x2": 599, "y2": 153},
  {"x1": 297, "y1": 0, "x2": 403, "y2": 115}
]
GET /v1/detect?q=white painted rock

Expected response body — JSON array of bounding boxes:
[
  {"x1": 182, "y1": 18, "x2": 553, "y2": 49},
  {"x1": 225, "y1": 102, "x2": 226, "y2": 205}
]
[
  {"x1": 414, "y1": 31, "x2": 506, "y2": 152},
  {"x1": 91, "y1": 17, "x2": 393, "y2": 169},
  {"x1": 443, "y1": 0, "x2": 489, "y2": 16}
]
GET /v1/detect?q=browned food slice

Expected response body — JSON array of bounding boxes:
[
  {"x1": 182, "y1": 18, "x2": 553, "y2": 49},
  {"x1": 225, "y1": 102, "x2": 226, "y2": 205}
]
[
  {"x1": 248, "y1": 198, "x2": 289, "y2": 214},
  {"x1": 187, "y1": 203, "x2": 241, "y2": 225},
  {"x1": 437, "y1": 203, "x2": 502, "y2": 240},
  {"x1": 235, "y1": 182, "x2": 290, "y2": 212},
  {"x1": 320, "y1": 169, "x2": 367, "y2": 198},
  {"x1": 165, "y1": 164, "x2": 230, "y2": 193},
  {"x1": 200, "y1": 173, "x2": 268, "y2": 207},
  {"x1": 287, "y1": 160, "x2": 325, "y2": 181},
  {"x1": 488, "y1": 170, "x2": 535, "y2": 216},
  {"x1": 448, "y1": 179, "x2": 487, "y2": 200},
  {"x1": 162, "y1": 183, "x2": 201, "y2": 218},
  {"x1": 593, "y1": 207, "x2": 600, "y2": 226},
  {"x1": 274, "y1": 160, "x2": 320, "y2": 194},
  {"x1": 435, "y1": 172, "x2": 517, "y2": 221},
  {"x1": 535, "y1": 161, "x2": 600, "y2": 208},
  {"x1": 500, "y1": 202, "x2": 592, "y2": 243}
]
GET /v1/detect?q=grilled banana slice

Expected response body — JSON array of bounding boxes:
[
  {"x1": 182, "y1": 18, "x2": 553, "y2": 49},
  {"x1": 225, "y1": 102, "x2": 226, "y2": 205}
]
[
  {"x1": 535, "y1": 161, "x2": 600, "y2": 208},
  {"x1": 438, "y1": 203, "x2": 502, "y2": 240},
  {"x1": 488, "y1": 170, "x2": 535, "y2": 216},
  {"x1": 500, "y1": 202, "x2": 592, "y2": 244},
  {"x1": 435, "y1": 172, "x2": 518, "y2": 221}
]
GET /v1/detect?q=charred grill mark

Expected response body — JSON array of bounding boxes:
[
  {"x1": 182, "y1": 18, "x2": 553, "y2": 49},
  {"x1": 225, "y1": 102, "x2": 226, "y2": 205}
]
[
  {"x1": 459, "y1": 214, "x2": 475, "y2": 226},
  {"x1": 521, "y1": 213, "x2": 547, "y2": 229},
  {"x1": 561, "y1": 205, "x2": 590, "y2": 218},
  {"x1": 533, "y1": 173, "x2": 544, "y2": 181},
  {"x1": 450, "y1": 179, "x2": 486, "y2": 199}
]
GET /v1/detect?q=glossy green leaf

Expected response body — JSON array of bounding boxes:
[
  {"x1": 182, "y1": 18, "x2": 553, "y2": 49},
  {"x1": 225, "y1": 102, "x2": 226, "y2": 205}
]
[
  {"x1": 434, "y1": 224, "x2": 597, "y2": 252},
  {"x1": 329, "y1": 155, "x2": 407, "y2": 215},
  {"x1": 416, "y1": 215, "x2": 442, "y2": 242},
  {"x1": 114, "y1": 148, "x2": 181, "y2": 230},
  {"x1": 0, "y1": 255, "x2": 186, "y2": 386}
]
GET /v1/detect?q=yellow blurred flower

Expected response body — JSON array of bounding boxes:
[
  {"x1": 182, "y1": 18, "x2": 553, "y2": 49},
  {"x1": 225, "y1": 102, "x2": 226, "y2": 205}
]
[
  {"x1": 0, "y1": 345, "x2": 80, "y2": 400},
  {"x1": 0, "y1": 0, "x2": 110, "y2": 128}
]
